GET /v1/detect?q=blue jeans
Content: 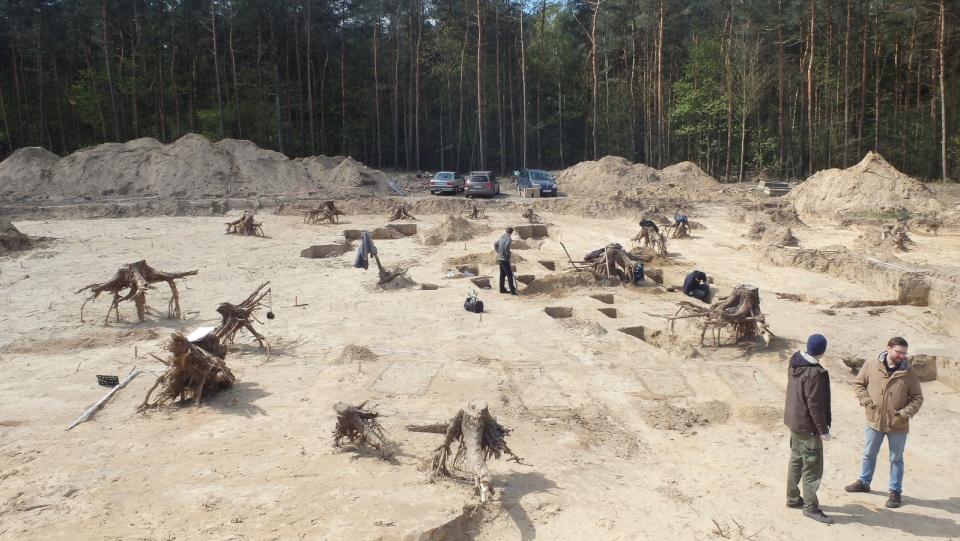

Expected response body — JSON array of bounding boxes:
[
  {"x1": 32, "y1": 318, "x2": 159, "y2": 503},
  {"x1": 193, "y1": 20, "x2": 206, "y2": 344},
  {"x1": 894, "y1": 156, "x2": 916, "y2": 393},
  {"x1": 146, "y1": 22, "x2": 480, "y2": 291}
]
[{"x1": 859, "y1": 425, "x2": 908, "y2": 493}]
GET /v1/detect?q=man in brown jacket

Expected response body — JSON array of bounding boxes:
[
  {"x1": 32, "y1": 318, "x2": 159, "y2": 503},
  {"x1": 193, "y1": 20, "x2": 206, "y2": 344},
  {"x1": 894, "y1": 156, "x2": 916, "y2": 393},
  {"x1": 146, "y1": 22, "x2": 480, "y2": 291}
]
[
  {"x1": 784, "y1": 334, "x2": 833, "y2": 524},
  {"x1": 844, "y1": 337, "x2": 924, "y2": 508}
]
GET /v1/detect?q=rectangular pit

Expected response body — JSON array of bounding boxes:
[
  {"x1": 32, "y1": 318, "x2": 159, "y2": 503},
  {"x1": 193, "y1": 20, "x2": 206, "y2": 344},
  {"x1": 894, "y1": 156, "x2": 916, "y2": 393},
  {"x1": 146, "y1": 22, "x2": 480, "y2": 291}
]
[
  {"x1": 516, "y1": 274, "x2": 535, "y2": 285},
  {"x1": 598, "y1": 308, "x2": 622, "y2": 318},
  {"x1": 539, "y1": 260, "x2": 556, "y2": 270},
  {"x1": 388, "y1": 223, "x2": 418, "y2": 236},
  {"x1": 471, "y1": 277, "x2": 491, "y2": 289},
  {"x1": 544, "y1": 306, "x2": 573, "y2": 319},
  {"x1": 300, "y1": 244, "x2": 349, "y2": 258},
  {"x1": 591, "y1": 294, "x2": 615, "y2": 304},
  {"x1": 514, "y1": 224, "x2": 549, "y2": 239}
]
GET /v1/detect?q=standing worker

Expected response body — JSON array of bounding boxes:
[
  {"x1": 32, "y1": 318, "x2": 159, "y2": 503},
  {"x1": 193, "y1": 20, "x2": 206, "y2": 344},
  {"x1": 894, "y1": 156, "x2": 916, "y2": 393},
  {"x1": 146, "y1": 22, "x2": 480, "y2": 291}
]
[
  {"x1": 844, "y1": 337, "x2": 923, "y2": 509},
  {"x1": 494, "y1": 227, "x2": 518, "y2": 295},
  {"x1": 784, "y1": 334, "x2": 834, "y2": 524}
]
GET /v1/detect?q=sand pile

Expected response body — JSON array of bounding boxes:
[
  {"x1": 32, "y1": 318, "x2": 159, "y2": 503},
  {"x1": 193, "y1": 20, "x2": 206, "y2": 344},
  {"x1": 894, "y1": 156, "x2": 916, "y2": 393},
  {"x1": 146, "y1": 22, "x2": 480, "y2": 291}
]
[
  {"x1": 334, "y1": 345, "x2": 379, "y2": 364},
  {"x1": 418, "y1": 215, "x2": 489, "y2": 246},
  {"x1": 0, "y1": 134, "x2": 392, "y2": 204},
  {"x1": 0, "y1": 219, "x2": 29, "y2": 252},
  {"x1": 553, "y1": 156, "x2": 660, "y2": 197},
  {"x1": 0, "y1": 147, "x2": 59, "y2": 201},
  {"x1": 790, "y1": 152, "x2": 943, "y2": 224},
  {"x1": 747, "y1": 222, "x2": 798, "y2": 246}
]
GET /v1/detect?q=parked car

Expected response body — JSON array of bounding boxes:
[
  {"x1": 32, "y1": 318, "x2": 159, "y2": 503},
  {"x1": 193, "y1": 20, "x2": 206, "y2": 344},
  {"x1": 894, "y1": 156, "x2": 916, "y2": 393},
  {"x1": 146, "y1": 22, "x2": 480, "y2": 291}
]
[
  {"x1": 515, "y1": 169, "x2": 558, "y2": 197},
  {"x1": 428, "y1": 171, "x2": 464, "y2": 194},
  {"x1": 465, "y1": 171, "x2": 500, "y2": 198}
]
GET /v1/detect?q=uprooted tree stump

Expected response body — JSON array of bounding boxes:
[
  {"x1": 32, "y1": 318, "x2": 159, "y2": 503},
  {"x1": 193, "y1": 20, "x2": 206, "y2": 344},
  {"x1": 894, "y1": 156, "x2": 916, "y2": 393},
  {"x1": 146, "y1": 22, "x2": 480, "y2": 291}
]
[
  {"x1": 521, "y1": 208, "x2": 542, "y2": 223},
  {"x1": 333, "y1": 401, "x2": 393, "y2": 458},
  {"x1": 388, "y1": 204, "x2": 416, "y2": 221},
  {"x1": 459, "y1": 204, "x2": 486, "y2": 219},
  {"x1": 76, "y1": 260, "x2": 198, "y2": 324},
  {"x1": 652, "y1": 284, "x2": 774, "y2": 347},
  {"x1": 590, "y1": 244, "x2": 641, "y2": 285},
  {"x1": 211, "y1": 281, "x2": 271, "y2": 355},
  {"x1": 305, "y1": 201, "x2": 346, "y2": 224},
  {"x1": 632, "y1": 226, "x2": 668, "y2": 255},
  {"x1": 137, "y1": 331, "x2": 236, "y2": 410},
  {"x1": 406, "y1": 399, "x2": 521, "y2": 502},
  {"x1": 668, "y1": 221, "x2": 690, "y2": 239},
  {"x1": 225, "y1": 212, "x2": 264, "y2": 236}
]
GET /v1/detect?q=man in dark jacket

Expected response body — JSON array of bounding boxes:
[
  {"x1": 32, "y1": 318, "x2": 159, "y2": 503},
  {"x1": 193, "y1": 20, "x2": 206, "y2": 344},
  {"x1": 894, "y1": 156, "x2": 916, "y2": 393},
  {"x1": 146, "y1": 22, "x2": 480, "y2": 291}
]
[
  {"x1": 844, "y1": 336, "x2": 923, "y2": 509},
  {"x1": 784, "y1": 333, "x2": 834, "y2": 524},
  {"x1": 682, "y1": 270, "x2": 709, "y2": 301},
  {"x1": 494, "y1": 227, "x2": 517, "y2": 295}
]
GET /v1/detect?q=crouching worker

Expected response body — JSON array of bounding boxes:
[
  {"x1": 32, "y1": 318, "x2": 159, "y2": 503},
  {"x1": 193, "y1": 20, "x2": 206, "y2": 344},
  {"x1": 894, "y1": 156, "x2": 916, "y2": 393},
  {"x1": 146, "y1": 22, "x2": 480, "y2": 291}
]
[{"x1": 682, "y1": 270, "x2": 710, "y2": 301}]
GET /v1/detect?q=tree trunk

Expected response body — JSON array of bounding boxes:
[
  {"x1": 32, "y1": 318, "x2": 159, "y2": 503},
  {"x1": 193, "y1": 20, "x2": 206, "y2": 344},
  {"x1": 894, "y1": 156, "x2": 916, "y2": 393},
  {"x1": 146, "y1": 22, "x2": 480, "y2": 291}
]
[
  {"x1": 476, "y1": 0, "x2": 485, "y2": 169},
  {"x1": 210, "y1": 0, "x2": 225, "y2": 139}
]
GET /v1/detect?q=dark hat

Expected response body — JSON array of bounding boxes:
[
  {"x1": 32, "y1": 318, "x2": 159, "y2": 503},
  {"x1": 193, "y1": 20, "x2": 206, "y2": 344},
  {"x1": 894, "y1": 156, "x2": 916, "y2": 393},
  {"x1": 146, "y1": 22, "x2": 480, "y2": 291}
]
[{"x1": 806, "y1": 334, "x2": 827, "y2": 356}]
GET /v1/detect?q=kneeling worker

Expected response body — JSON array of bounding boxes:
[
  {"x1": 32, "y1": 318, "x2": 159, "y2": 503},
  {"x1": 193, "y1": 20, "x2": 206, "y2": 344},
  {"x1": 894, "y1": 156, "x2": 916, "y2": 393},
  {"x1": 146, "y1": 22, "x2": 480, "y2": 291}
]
[{"x1": 682, "y1": 270, "x2": 710, "y2": 301}]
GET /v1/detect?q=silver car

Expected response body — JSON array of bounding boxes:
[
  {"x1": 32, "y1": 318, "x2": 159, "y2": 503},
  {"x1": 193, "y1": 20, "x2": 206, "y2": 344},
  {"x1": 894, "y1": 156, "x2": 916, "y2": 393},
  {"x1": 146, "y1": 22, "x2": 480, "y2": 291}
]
[
  {"x1": 429, "y1": 171, "x2": 464, "y2": 194},
  {"x1": 464, "y1": 171, "x2": 500, "y2": 198}
]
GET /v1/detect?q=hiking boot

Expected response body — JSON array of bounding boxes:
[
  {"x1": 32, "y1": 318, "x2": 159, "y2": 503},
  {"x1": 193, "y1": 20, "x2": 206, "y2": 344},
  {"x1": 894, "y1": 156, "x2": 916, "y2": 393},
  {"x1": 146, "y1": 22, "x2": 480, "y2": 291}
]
[
  {"x1": 885, "y1": 491, "x2": 902, "y2": 508},
  {"x1": 786, "y1": 497, "x2": 804, "y2": 509},
  {"x1": 499, "y1": 289, "x2": 509, "y2": 294},
  {"x1": 803, "y1": 509, "x2": 834, "y2": 524},
  {"x1": 510, "y1": 291, "x2": 518, "y2": 296},
  {"x1": 844, "y1": 480, "x2": 871, "y2": 493}
]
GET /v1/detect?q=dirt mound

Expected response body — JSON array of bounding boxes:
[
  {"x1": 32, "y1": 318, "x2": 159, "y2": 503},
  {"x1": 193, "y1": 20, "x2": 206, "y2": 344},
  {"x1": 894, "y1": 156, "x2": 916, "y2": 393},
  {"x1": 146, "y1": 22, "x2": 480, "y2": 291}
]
[
  {"x1": 0, "y1": 219, "x2": 29, "y2": 252},
  {"x1": 553, "y1": 156, "x2": 660, "y2": 197},
  {"x1": 853, "y1": 227, "x2": 912, "y2": 253},
  {"x1": 747, "y1": 222, "x2": 798, "y2": 246},
  {"x1": 417, "y1": 215, "x2": 489, "y2": 246},
  {"x1": 521, "y1": 271, "x2": 595, "y2": 295},
  {"x1": 0, "y1": 147, "x2": 59, "y2": 202},
  {"x1": 557, "y1": 316, "x2": 609, "y2": 338},
  {"x1": 0, "y1": 134, "x2": 393, "y2": 204},
  {"x1": 790, "y1": 152, "x2": 942, "y2": 224},
  {"x1": 639, "y1": 400, "x2": 731, "y2": 431},
  {"x1": 659, "y1": 161, "x2": 724, "y2": 195},
  {"x1": 334, "y1": 345, "x2": 379, "y2": 364}
]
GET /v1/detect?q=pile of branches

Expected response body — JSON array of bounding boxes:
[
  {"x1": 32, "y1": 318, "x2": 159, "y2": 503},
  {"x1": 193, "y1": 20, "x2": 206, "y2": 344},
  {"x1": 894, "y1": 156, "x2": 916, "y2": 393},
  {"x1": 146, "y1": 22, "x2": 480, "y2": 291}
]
[
  {"x1": 587, "y1": 243, "x2": 641, "y2": 284},
  {"x1": 653, "y1": 284, "x2": 774, "y2": 347},
  {"x1": 388, "y1": 204, "x2": 416, "y2": 221},
  {"x1": 459, "y1": 204, "x2": 486, "y2": 219},
  {"x1": 138, "y1": 332, "x2": 235, "y2": 410},
  {"x1": 407, "y1": 400, "x2": 521, "y2": 502},
  {"x1": 632, "y1": 225, "x2": 668, "y2": 255},
  {"x1": 304, "y1": 201, "x2": 346, "y2": 224},
  {"x1": 333, "y1": 401, "x2": 393, "y2": 458},
  {"x1": 76, "y1": 260, "x2": 198, "y2": 324},
  {"x1": 211, "y1": 281, "x2": 271, "y2": 355},
  {"x1": 225, "y1": 212, "x2": 264, "y2": 236}
]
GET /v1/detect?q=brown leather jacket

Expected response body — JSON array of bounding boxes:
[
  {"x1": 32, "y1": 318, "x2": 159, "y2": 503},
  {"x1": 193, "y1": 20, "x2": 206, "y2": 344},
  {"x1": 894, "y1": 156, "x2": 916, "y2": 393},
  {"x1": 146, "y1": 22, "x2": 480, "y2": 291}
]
[{"x1": 853, "y1": 353, "x2": 923, "y2": 434}]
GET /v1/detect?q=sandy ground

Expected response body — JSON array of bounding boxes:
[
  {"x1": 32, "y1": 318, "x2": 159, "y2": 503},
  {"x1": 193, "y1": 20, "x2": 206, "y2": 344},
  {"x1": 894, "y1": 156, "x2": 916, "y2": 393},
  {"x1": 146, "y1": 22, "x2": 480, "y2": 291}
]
[{"x1": 1, "y1": 195, "x2": 958, "y2": 540}]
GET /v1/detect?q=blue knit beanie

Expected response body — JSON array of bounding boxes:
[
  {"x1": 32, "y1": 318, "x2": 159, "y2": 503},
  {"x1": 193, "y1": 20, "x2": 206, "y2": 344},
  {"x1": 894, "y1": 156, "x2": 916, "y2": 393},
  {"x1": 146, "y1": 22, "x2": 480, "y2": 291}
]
[{"x1": 806, "y1": 334, "x2": 827, "y2": 356}]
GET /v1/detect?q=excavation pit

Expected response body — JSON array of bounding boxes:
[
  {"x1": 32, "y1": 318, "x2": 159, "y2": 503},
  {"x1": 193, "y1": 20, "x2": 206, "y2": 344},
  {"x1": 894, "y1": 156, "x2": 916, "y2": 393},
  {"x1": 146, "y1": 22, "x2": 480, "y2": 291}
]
[
  {"x1": 544, "y1": 307, "x2": 574, "y2": 319},
  {"x1": 420, "y1": 284, "x2": 439, "y2": 290},
  {"x1": 457, "y1": 265, "x2": 480, "y2": 276},
  {"x1": 516, "y1": 274, "x2": 535, "y2": 285},
  {"x1": 344, "y1": 228, "x2": 397, "y2": 241},
  {"x1": 389, "y1": 223, "x2": 418, "y2": 236},
  {"x1": 471, "y1": 277, "x2": 491, "y2": 289},
  {"x1": 515, "y1": 224, "x2": 549, "y2": 239},
  {"x1": 539, "y1": 260, "x2": 556, "y2": 270},
  {"x1": 598, "y1": 308, "x2": 622, "y2": 318},
  {"x1": 591, "y1": 294, "x2": 615, "y2": 304},
  {"x1": 300, "y1": 244, "x2": 349, "y2": 258},
  {"x1": 619, "y1": 326, "x2": 664, "y2": 346}
]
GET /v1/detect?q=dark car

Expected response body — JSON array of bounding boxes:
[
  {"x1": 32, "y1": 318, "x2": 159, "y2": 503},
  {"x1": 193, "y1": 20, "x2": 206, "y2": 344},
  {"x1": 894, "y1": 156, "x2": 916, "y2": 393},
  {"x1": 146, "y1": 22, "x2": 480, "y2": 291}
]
[
  {"x1": 428, "y1": 171, "x2": 464, "y2": 194},
  {"x1": 516, "y1": 169, "x2": 558, "y2": 197},
  {"x1": 465, "y1": 171, "x2": 500, "y2": 198}
]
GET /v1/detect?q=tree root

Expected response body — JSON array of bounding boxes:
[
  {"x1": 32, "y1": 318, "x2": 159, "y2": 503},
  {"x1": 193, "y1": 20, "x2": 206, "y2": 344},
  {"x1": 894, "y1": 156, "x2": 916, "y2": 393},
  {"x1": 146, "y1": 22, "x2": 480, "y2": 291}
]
[
  {"x1": 138, "y1": 332, "x2": 235, "y2": 411},
  {"x1": 212, "y1": 281, "x2": 271, "y2": 356},
  {"x1": 406, "y1": 400, "x2": 521, "y2": 502},
  {"x1": 333, "y1": 401, "x2": 393, "y2": 458},
  {"x1": 225, "y1": 212, "x2": 264, "y2": 236},
  {"x1": 75, "y1": 260, "x2": 198, "y2": 324},
  {"x1": 388, "y1": 204, "x2": 416, "y2": 221},
  {"x1": 651, "y1": 285, "x2": 774, "y2": 347}
]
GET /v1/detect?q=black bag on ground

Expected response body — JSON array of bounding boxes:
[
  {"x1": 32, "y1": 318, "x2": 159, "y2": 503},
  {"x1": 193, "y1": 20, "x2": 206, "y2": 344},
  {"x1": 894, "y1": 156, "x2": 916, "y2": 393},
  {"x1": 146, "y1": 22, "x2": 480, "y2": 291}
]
[{"x1": 464, "y1": 293, "x2": 484, "y2": 313}]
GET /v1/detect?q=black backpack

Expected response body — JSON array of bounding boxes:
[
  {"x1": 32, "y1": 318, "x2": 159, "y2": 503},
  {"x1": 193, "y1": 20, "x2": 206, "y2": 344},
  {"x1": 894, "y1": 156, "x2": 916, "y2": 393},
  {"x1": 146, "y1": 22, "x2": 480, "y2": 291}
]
[{"x1": 464, "y1": 291, "x2": 484, "y2": 313}]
